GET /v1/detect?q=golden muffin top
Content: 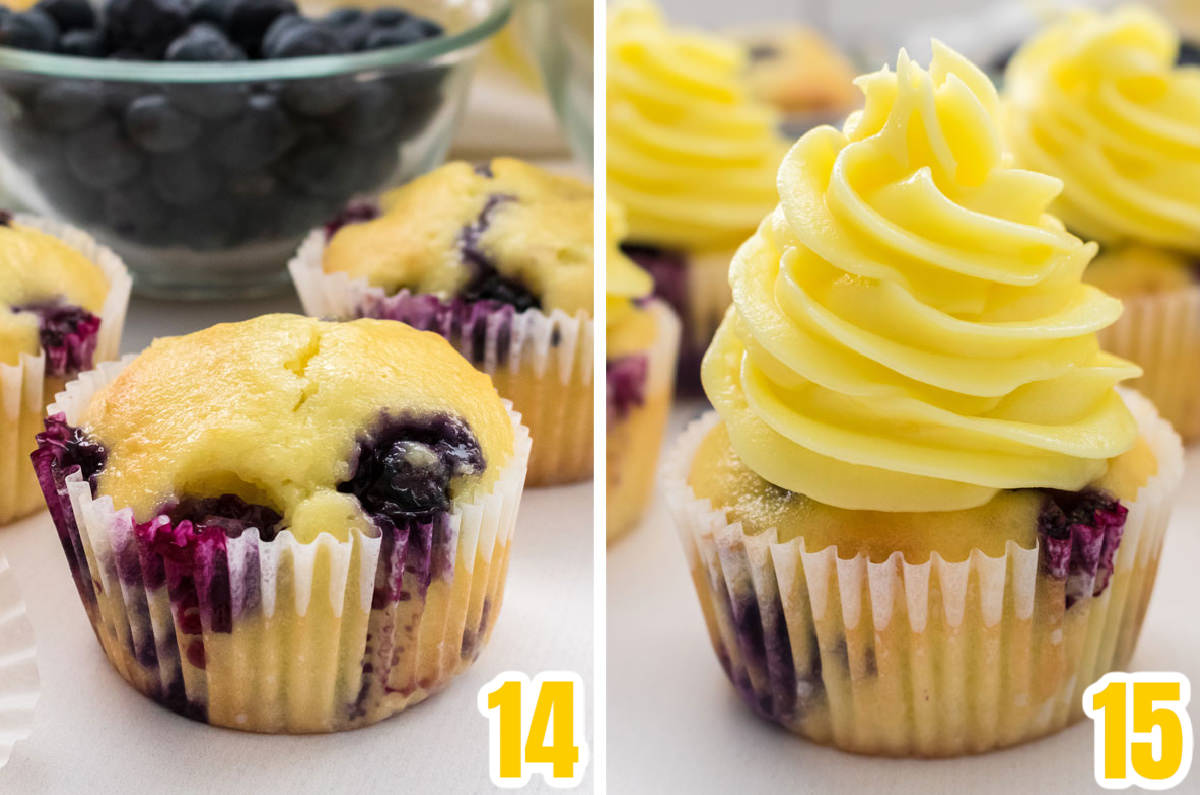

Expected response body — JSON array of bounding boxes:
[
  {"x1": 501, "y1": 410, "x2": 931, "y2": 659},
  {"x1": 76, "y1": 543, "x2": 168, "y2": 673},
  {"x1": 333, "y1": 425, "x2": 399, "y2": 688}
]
[
  {"x1": 0, "y1": 219, "x2": 110, "y2": 367},
  {"x1": 79, "y1": 314, "x2": 515, "y2": 543},
  {"x1": 322, "y1": 158, "x2": 593, "y2": 316}
]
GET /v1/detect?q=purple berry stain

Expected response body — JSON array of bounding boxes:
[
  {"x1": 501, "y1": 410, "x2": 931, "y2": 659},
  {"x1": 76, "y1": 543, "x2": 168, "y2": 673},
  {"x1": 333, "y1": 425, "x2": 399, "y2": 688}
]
[
  {"x1": 1037, "y1": 488, "x2": 1128, "y2": 608},
  {"x1": 13, "y1": 299, "x2": 102, "y2": 377},
  {"x1": 606, "y1": 355, "x2": 648, "y2": 422}
]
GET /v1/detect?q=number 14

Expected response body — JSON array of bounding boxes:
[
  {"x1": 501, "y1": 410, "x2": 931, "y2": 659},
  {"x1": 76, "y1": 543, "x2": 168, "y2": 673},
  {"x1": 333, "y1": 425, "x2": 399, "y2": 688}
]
[{"x1": 479, "y1": 671, "x2": 589, "y2": 789}]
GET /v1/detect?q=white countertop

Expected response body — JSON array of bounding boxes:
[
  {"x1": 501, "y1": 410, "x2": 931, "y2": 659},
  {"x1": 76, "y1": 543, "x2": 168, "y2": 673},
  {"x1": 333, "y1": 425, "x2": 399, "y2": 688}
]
[
  {"x1": 608, "y1": 399, "x2": 1200, "y2": 794},
  {"x1": 0, "y1": 294, "x2": 594, "y2": 794}
]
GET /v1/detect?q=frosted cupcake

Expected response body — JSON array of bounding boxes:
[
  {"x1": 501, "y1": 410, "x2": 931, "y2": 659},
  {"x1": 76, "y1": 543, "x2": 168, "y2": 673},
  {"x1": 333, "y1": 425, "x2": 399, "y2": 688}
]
[
  {"x1": 1, "y1": 213, "x2": 129, "y2": 525},
  {"x1": 607, "y1": 1, "x2": 786, "y2": 391},
  {"x1": 1005, "y1": 6, "x2": 1200, "y2": 440},
  {"x1": 665, "y1": 43, "x2": 1184, "y2": 756},
  {"x1": 290, "y1": 158, "x2": 592, "y2": 487},
  {"x1": 32, "y1": 314, "x2": 529, "y2": 732},
  {"x1": 606, "y1": 200, "x2": 679, "y2": 542}
]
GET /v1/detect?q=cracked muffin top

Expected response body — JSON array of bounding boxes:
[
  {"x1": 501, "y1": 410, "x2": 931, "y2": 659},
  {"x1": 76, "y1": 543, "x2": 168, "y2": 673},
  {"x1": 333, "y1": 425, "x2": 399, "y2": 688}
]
[
  {"x1": 321, "y1": 158, "x2": 593, "y2": 316},
  {"x1": 75, "y1": 314, "x2": 515, "y2": 543},
  {"x1": 0, "y1": 217, "x2": 110, "y2": 369}
]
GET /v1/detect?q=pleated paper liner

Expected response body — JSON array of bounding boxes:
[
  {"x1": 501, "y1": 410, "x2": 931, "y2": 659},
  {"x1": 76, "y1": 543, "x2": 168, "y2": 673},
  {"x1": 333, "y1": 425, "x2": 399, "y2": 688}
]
[
  {"x1": 606, "y1": 300, "x2": 680, "y2": 542},
  {"x1": 663, "y1": 390, "x2": 1183, "y2": 757},
  {"x1": 1097, "y1": 284, "x2": 1200, "y2": 442},
  {"x1": 0, "y1": 555, "x2": 38, "y2": 769},
  {"x1": 0, "y1": 215, "x2": 130, "y2": 525},
  {"x1": 289, "y1": 228, "x2": 593, "y2": 486},
  {"x1": 35, "y1": 356, "x2": 531, "y2": 733}
]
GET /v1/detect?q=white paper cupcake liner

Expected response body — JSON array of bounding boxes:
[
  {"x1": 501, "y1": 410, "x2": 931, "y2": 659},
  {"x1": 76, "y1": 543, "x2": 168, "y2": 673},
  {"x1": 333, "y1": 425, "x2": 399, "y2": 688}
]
[
  {"x1": 0, "y1": 215, "x2": 130, "y2": 525},
  {"x1": 1098, "y1": 284, "x2": 1200, "y2": 441},
  {"x1": 289, "y1": 227, "x2": 593, "y2": 486},
  {"x1": 606, "y1": 300, "x2": 680, "y2": 542},
  {"x1": 664, "y1": 389, "x2": 1183, "y2": 756},
  {"x1": 36, "y1": 356, "x2": 531, "y2": 733},
  {"x1": 0, "y1": 555, "x2": 38, "y2": 770}
]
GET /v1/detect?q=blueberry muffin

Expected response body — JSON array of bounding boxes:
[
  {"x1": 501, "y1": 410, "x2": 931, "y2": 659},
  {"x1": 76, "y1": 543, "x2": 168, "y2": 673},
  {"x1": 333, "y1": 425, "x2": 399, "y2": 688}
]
[
  {"x1": 1, "y1": 213, "x2": 129, "y2": 525},
  {"x1": 1004, "y1": 6, "x2": 1200, "y2": 439},
  {"x1": 607, "y1": 1, "x2": 787, "y2": 392},
  {"x1": 664, "y1": 43, "x2": 1184, "y2": 756},
  {"x1": 290, "y1": 157, "x2": 593, "y2": 487},
  {"x1": 32, "y1": 314, "x2": 530, "y2": 732},
  {"x1": 731, "y1": 24, "x2": 859, "y2": 135},
  {"x1": 606, "y1": 200, "x2": 679, "y2": 542}
]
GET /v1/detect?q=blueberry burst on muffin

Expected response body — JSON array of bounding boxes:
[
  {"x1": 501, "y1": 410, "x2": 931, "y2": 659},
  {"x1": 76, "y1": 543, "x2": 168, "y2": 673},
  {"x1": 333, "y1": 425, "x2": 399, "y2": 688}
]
[
  {"x1": 33, "y1": 314, "x2": 529, "y2": 732},
  {"x1": 665, "y1": 41, "x2": 1184, "y2": 757},
  {"x1": 293, "y1": 157, "x2": 594, "y2": 487}
]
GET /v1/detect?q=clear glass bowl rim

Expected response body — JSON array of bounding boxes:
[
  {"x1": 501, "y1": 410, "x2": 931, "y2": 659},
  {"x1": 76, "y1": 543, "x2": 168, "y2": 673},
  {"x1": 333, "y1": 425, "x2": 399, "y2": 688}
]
[{"x1": 0, "y1": 0, "x2": 511, "y2": 83}]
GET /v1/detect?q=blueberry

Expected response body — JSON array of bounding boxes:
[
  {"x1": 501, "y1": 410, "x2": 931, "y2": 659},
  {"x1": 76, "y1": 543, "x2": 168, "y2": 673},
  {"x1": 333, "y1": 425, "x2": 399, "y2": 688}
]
[
  {"x1": 329, "y1": 81, "x2": 399, "y2": 145},
  {"x1": 278, "y1": 139, "x2": 359, "y2": 198},
  {"x1": 225, "y1": 169, "x2": 276, "y2": 198},
  {"x1": 60, "y1": 28, "x2": 107, "y2": 56},
  {"x1": 363, "y1": 19, "x2": 429, "y2": 50},
  {"x1": 260, "y1": 12, "x2": 301, "y2": 53},
  {"x1": 0, "y1": 9, "x2": 60, "y2": 52},
  {"x1": 165, "y1": 23, "x2": 247, "y2": 61},
  {"x1": 281, "y1": 75, "x2": 353, "y2": 117},
  {"x1": 34, "y1": 0, "x2": 93, "y2": 31},
  {"x1": 460, "y1": 268, "x2": 541, "y2": 312},
  {"x1": 339, "y1": 414, "x2": 486, "y2": 520},
  {"x1": 206, "y1": 92, "x2": 297, "y2": 170},
  {"x1": 1180, "y1": 40, "x2": 1200, "y2": 66},
  {"x1": 65, "y1": 120, "x2": 143, "y2": 190},
  {"x1": 150, "y1": 150, "x2": 220, "y2": 205},
  {"x1": 33, "y1": 80, "x2": 104, "y2": 132},
  {"x1": 104, "y1": 184, "x2": 169, "y2": 243},
  {"x1": 166, "y1": 201, "x2": 236, "y2": 249},
  {"x1": 187, "y1": 0, "x2": 231, "y2": 26},
  {"x1": 124, "y1": 94, "x2": 201, "y2": 153},
  {"x1": 261, "y1": 17, "x2": 345, "y2": 58},
  {"x1": 105, "y1": 0, "x2": 190, "y2": 58},
  {"x1": 369, "y1": 8, "x2": 410, "y2": 26},
  {"x1": 167, "y1": 81, "x2": 248, "y2": 120},
  {"x1": 321, "y1": 7, "x2": 368, "y2": 50},
  {"x1": 224, "y1": 0, "x2": 297, "y2": 56}
]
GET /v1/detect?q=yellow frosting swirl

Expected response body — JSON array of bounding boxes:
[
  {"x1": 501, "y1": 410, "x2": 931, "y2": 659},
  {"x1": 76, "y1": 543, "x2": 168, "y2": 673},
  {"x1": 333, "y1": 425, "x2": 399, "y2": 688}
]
[
  {"x1": 1005, "y1": 6, "x2": 1200, "y2": 252},
  {"x1": 703, "y1": 42, "x2": 1141, "y2": 513},
  {"x1": 606, "y1": 199, "x2": 653, "y2": 331},
  {"x1": 606, "y1": 1, "x2": 786, "y2": 251}
]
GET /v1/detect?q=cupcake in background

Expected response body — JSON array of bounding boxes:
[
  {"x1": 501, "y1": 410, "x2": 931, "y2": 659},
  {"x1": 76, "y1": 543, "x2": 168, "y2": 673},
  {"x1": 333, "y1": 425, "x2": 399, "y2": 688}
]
[
  {"x1": 607, "y1": 1, "x2": 787, "y2": 393},
  {"x1": 1, "y1": 213, "x2": 129, "y2": 525},
  {"x1": 290, "y1": 158, "x2": 592, "y2": 486},
  {"x1": 33, "y1": 314, "x2": 530, "y2": 732},
  {"x1": 606, "y1": 200, "x2": 679, "y2": 542},
  {"x1": 665, "y1": 41, "x2": 1183, "y2": 756},
  {"x1": 1004, "y1": 5, "x2": 1200, "y2": 440},
  {"x1": 730, "y1": 24, "x2": 859, "y2": 136}
]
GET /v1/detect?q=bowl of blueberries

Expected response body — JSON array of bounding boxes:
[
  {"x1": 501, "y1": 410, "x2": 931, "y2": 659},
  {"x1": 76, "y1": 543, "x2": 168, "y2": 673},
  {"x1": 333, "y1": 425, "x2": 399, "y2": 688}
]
[{"x1": 0, "y1": 0, "x2": 509, "y2": 298}]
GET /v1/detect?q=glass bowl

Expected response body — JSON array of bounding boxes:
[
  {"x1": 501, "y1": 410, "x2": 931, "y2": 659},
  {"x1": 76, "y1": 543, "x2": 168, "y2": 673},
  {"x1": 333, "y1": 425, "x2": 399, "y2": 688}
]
[
  {"x1": 519, "y1": 0, "x2": 592, "y2": 166},
  {"x1": 0, "y1": 0, "x2": 510, "y2": 299}
]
